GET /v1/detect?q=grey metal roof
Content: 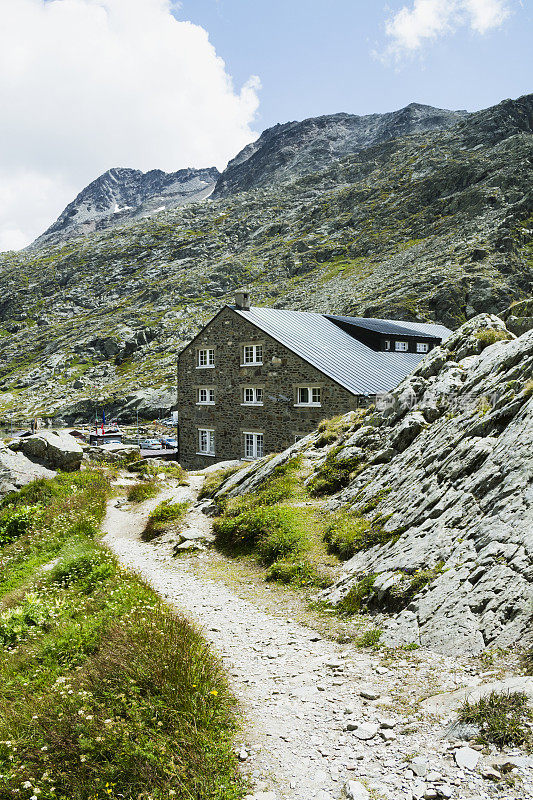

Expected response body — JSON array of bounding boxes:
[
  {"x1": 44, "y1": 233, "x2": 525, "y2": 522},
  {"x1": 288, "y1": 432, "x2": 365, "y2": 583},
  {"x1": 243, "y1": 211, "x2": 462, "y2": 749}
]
[
  {"x1": 325, "y1": 315, "x2": 451, "y2": 340},
  {"x1": 232, "y1": 306, "x2": 451, "y2": 396}
]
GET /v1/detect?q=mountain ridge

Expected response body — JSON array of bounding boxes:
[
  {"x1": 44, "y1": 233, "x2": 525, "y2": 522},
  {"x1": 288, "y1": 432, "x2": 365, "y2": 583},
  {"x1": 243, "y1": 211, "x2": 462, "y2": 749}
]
[
  {"x1": 0, "y1": 92, "x2": 531, "y2": 423},
  {"x1": 33, "y1": 165, "x2": 220, "y2": 248}
]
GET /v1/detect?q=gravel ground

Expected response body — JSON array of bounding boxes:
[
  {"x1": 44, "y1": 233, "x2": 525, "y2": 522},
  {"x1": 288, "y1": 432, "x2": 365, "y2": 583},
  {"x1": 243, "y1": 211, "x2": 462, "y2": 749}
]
[{"x1": 102, "y1": 475, "x2": 533, "y2": 800}]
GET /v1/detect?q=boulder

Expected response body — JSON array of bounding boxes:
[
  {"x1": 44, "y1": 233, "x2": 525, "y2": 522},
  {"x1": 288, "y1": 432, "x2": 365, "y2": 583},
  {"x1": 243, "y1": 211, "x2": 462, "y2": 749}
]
[
  {"x1": 86, "y1": 443, "x2": 140, "y2": 463},
  {"x1": 14, "y1": 430, "x2": 83, "y2": 471},
  {"x1": 0, "y1": 443, "x2": 56, "y2": 496}
]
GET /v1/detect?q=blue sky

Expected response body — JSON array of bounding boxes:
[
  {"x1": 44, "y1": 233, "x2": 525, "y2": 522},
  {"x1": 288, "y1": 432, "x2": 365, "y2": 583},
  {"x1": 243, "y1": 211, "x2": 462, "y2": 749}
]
[{"x1": 176, "y1": 0, "x2": 531, "y2": 128}]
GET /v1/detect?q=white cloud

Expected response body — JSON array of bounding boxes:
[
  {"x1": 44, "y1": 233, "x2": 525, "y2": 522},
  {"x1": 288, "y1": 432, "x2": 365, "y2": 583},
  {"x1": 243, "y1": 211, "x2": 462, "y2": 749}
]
[
  {"x1": 383, "y1": 0, "x2": 511, "y2": 57},
  {"x1": 0, "y1": 0, "x2": 260, "y2": 250}
]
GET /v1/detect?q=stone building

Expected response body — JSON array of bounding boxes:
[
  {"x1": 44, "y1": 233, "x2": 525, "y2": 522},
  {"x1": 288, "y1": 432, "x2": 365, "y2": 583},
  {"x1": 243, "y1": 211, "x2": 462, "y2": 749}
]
[{"x1": 177, "y1": 292, "x2": 450, "y2": 469}]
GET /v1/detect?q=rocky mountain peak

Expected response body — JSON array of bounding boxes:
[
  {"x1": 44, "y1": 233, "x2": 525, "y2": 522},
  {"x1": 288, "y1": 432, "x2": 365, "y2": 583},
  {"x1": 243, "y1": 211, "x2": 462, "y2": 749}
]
[
  {"x1": 213, "y1": 102, "x2": 468, "y2": 196},
  {"x1": 32, "y1": 164, "x2": 220, "y2": 248}
]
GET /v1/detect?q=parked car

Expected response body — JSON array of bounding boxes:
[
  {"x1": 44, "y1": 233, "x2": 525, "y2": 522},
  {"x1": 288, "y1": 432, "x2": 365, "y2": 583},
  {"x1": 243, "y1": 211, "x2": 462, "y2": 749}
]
[
  {"x1": 160, "y1": 437, "x2": 178, "y2": 449},
  {"x1": 139, "y1": 439, "x2": 162, "y2": 450}
]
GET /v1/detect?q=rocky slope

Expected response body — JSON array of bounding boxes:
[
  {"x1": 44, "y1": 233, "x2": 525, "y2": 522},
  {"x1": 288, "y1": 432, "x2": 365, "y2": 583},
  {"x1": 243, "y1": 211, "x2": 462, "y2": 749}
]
[
  {"x1": 215, "y1": 314, "x2": 533, "y2": 655},
  {"x1": 33, "y1": 166, "x2": 219, "y2": 247},
  {"x1": 214, "y1": 102, "x2": 467, "y2": 196},
  {"x1": 0, "y1": 94, "x2": 531, "y2": 422}
]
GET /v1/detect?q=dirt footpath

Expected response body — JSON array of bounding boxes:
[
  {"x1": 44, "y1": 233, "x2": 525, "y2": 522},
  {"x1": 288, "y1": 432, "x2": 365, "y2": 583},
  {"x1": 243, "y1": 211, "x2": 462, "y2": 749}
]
[{"x1": 101, "y1": 475, "x2": 533, "y2": 800}]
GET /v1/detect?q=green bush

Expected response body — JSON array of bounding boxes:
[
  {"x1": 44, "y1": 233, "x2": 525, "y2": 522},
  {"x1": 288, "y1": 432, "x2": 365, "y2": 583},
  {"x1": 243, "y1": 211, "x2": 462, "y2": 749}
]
[
  {"x1": 324, "y1": 511, "x2": 399, "y2": 559},
  {"x1": 126, "y1": 481, "x2": 160, "y2": 503},
  {"x1": 355, "y1": 627, "x2": 382, "y2": 648},
  {"x1": 214, "y1": 505, "x2": 310, "y2": 564},
  {"x1": 143, "y1": 499, "x2": 189, "y2": 541},
  {"x1": 523, "y1": 379, "x2": 533, "y2": 398},
  {"x1": 257, "y1": 524, "x2": 306, "y2": 565},
  {"x1": 198, "y1": 465, "x2": 243, "y2": 499},
  {"x1": 475, "y1": 328, "x2": 511, "y2": 349},
  {"x1": 0, "y1": 504, "x2": 41, "y2": 545},
  {"x1": 51, "y1": 542, "x2": 114, "y2": 591},
  {"x1": 308, "y1": 449, "x2": 365, "y2": 496},
  {"x1": 266, "y1": 559, "x2": 332, "y2": 588},
  {"x1": 458, "y1": 691, "x2": 533, "y2": 748},
  {"x1": 214, "y1": 506, "x2": 282, "y2": 550},
  {"x1": 0, "y1": 593, "x2": 50, "y2": 646},
  {"x1": 337, "y1": 574, "x2": 377, "y2": 615}
]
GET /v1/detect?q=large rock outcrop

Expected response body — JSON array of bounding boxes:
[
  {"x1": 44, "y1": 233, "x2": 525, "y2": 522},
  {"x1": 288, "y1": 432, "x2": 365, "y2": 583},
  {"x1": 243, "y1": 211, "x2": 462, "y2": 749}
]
[
  {"x1": 11, "y1": 430, "x2": 83, "y2": 472},
  {"x1": 0, "y1": 443, "x2": 56, "y2": 496},
  {"x1": 215, "y1": 314, "x2": 533, "y2": 655}
]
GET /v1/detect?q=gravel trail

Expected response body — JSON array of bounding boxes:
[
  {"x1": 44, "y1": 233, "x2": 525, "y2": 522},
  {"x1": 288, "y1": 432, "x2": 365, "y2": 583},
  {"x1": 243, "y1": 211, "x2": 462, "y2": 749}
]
[{"x1": 102, "y1": 476, "x2": 533, "y2": 800}]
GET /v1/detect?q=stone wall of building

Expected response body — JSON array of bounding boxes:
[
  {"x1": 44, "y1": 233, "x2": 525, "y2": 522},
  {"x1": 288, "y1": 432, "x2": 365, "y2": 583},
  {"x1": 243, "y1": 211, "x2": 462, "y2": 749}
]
[{"x1": 177, "y1": 306, "x2": 362, "y2": 469}]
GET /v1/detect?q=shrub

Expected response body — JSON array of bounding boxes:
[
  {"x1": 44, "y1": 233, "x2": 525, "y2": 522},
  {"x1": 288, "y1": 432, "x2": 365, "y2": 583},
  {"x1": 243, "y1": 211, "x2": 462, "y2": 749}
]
[
  {"x1": 337, "y1": 574, "x2": 377, "y2": 615},
  {"x1": 324, "y1": 511, "x2": 399, "y2": 559},
  {"x1": 0, "y1": 504, "x2": 41, "y2": 545},
  {"x1": 355, "y1": 627, "x2": 382, "y2": 648},
  {"x1": 126, "y1": 481, "x2": 160, "y2": 503},
  {"x1": 475, "y1": 328, "x2": 511, "y2": 349},
  {"x1": 266, "y1": 559, "x2": 332, "y2": 588},
  {"x1": 198, "y1": 465, "x2": 243, "y2": 499},
  {"x1": 213, "y1": 506, "x2": 283, "y2": 551},
  {"x1": 257, "y1": 524, "x2": 306, "y2": 565},
  {"x1": 0, "y1": 592, "x2": 50, "y2": 646},
  {"x1": 315, "y1": 415, "x2": 352, "y2": 447},
  {"x1": 308, "y1": 449, "x2": 365, "y2": 496},
  {"x1": 128, "y1": 460, "x2": 185, "y2": 481},
  {"x1": 51, "y1": 542, "x2": 114, "y2": 590},
  {"x1": 143, "y1": 499, "x2": 189, "y2": 541},
  {"x1": 523, "y1": 379, "x2": 533, "y2": 398},
  {"x1": 214, "y1": 505, "x2": 312, "y2": 565},
  {"x1": 458, "y1": 691, "x2": 533, "y2": 748}
]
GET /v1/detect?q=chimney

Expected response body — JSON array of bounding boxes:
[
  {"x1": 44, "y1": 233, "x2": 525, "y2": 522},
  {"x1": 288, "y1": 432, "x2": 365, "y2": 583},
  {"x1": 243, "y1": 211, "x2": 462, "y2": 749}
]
[{"x1": 235, "y1": 290, "x2": 251, "y2": 310}]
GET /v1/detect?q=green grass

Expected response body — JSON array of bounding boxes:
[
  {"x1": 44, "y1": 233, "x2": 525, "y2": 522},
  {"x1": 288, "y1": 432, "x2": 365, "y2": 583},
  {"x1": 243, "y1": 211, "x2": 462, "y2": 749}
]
[
  {"x1": 198, "y1": 465, "x2": 244, "y2": 500},
  {"x1": 265, "y1": 559, "x2": 332, "y2": 588},
  {"x1": 143, "y1": 499, "x2": 189, "y2": 541},
  {"x1": 0, "y1": 473, "x2": 246, "y2": 800},
  {"x1": 457, "y1": 691, "x2": 533, "y2": 749},
  {"x1": 474, "y1": 328, "x2": 512, "y2": 349},
  {"x1": 126, "y1": 480, "x2": 160, "y2": 503},
  {"x1": 308, "y1": 448, "x2": 366, "y2": 497},
  {"x1": 324, "y1": 510, "x2": 400, "y2": 559},
  {"x1": 337, "y1": 574, "x2": 377, "y2": 615}
]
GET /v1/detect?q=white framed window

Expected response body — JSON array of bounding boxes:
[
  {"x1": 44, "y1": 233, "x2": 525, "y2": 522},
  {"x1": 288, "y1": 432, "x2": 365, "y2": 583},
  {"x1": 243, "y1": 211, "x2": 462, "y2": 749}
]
[
  {"x1": 244, "y1": 432, "x2": 264, "y2": 459},
  {"x1": 197, "y1": 428, "x2": 215, "y2": 456},
  {"x1": 416, "y1": 342, "x2": 430, "y2": 353},
  {"x1": 242, "y1": 344, "x2": 263, "y2": 365},
  {"x1": 384, "y1": 339, "x2": 391, "y2": 351},
  {"x1": 295, "y1": 386, "x2": 321, "y2": 407},
  {"x1": 197, "y1": 348, "x2": 215, "y2": 368},
  {"x1": 197, "y1": 387, "x2": 215, "y2": 405},
  {"x1": 394, "y1": 341, "x2": 408, "y2": 352},
  {"x1": 242, "y1": 386, "x2": 263, "y2": 405}
]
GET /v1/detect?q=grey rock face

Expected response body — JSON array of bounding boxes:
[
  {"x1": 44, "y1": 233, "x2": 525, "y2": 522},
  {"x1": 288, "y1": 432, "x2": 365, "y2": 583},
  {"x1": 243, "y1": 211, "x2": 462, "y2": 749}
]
[
  {"x1": 13, "y1": 430, "x2": 83, "y2": 471},
  {"x1": 0, "y1": 443, "x2": 56, "y2": 496},
  {"x1": 214, "y1": 315, "x2": 533, "y2": 655},
  {"x1": 33, "y1": 166, "x2": 219, "y2": 247},
  {"x1": 215, "y1": 103, "x2": 467, "y2": 197}
]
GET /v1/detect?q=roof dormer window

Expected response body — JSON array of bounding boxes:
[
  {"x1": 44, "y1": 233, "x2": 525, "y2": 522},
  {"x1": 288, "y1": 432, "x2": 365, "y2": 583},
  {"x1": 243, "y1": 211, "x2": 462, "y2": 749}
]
[{"x1": 395, "y1": 341, "x2": 408, "y2": 352}]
